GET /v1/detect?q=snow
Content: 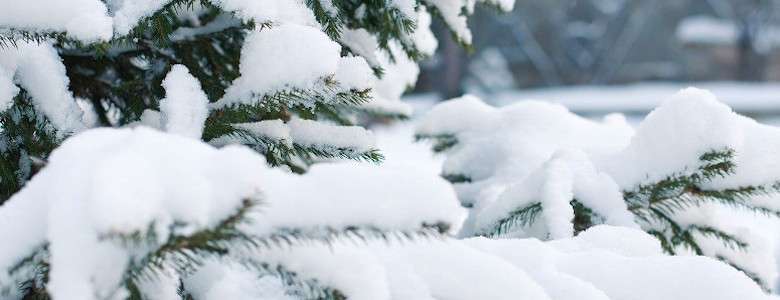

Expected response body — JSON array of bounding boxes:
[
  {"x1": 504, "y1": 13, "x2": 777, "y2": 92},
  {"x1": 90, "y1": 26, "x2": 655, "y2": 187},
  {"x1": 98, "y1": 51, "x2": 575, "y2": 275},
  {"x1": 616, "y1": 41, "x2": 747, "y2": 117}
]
[
  {"x1": 599, "y1": 88, "x2": 742, "y2": 189},
  {"x1": 467, "y1": 226, "x2": 770, "y2": 300},
  {"x1": 110, "y1": 0, "x2": 173, "y2": 35},
  {"x1": 213, "y1": 0, "x2": 317, "y2": 26},
  {"x1": 0, "y1": 0, "x2": 113, "y2": 42},
  {"x1": 471, "y1": 149, "x2": 637, "y2": 238},
  {"x1": 389, "y1": 0, "x2": 416, "y2": 18},
  {"x1": 538, "y1": 156, "x2": 576, "y2": 239},
  {"x1": 0, "y1": 127, "x2": 266, "y2": 299},
  {"x1": 170, "y1": 13, "x2": 242, "y2": 41},
  {"x1": 232, "y1": 120, "x2": 291, "y2": 143},
  {"x1": 0, "y1": 102, "x2": 776, "y2": 299},
  {"x1": 417, "y1": 94, "x2": 632, "y2": 212},
  {"x1": 0, "y1": 42, "x2": 86, "y2": 134},
  {"x1": 211, "y1": 118, "x2": 378, "y2": 155},
  {"x1": 287, "y1": 118, "x2": 376, "y2": 153},
  {"x1": 590, "y1": 87, "x2": 780, "y2": 190},
  {"x1": 185, "y1": 259, "x2": 294, "y2": 300},
  {"x1": 214, "y1": 24, "x2": 341, "y2": 108},
  {"x1": 335, "y1": 56, "x2": 375, "y2": 91},
  {"x1": 418, "y1": 88, "x2": 780, "y2": 289},
  {"x1": 138, "y1": 109, "x2": 163, "y2": 129},
  {"x1": 159, "y1": 65, "x2": 209, "y2": 139},
  {"x1": 340, "y1": 28, "x2": 382, "y2": 67},
  {"x1": 412, "y1": 7, "x2": 438, "y2": 57},
  {"x1": 254, "y1": 225, "x2": 770, "y2": 300},
  {"x1": 3, "y1": 0, "x2": 778, "y2": 297},
  {"x1": 423, "y1": 0, "x2": 473, "y2": 44},
  {"x1": 0, "y1": 0, "x2": 318, "y2": 42},
  {"x1": 363, "y1": 44, "x2": 420, "y2": 117},
  {"x1": 0, "y1": 69, "x2": 18, "y2": 112},
  {"x1": 245, "y1": 158, "x2": 465, "y2": 238}
]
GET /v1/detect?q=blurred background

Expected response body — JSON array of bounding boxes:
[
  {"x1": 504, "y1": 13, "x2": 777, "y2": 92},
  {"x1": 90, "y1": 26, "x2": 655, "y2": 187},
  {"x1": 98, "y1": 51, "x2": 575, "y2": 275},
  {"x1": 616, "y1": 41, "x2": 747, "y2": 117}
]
[{"x1": 412, "y1": 0, "x2": 780, "y2": 122}]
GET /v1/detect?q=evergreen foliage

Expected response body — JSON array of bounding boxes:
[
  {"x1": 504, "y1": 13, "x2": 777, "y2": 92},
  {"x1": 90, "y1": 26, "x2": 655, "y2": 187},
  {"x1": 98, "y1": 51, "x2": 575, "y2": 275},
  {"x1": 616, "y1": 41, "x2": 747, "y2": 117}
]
[
  {"x1": 0, "y1": 0, "x2": 506, "y2": 299},
  {"x1": 459, "y1": 147, "x2": 780, "y2": 289},
  {"x1": 0, "y1": 0, "x2": 483, "y2": 203},
  {"x1": 416, "y1": 92, "x2": 780, "y2": 291}
]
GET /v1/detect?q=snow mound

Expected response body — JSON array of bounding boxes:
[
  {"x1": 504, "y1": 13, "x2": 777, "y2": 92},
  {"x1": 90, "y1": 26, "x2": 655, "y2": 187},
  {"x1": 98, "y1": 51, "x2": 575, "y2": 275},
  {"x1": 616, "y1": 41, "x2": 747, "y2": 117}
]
[
  {"x1": 0, "y1": 42, "x2": 87, "y2": 134},
  {"x1": 247, "y1": 160, "x2": 466, "y2": 237},
  {"x1": 252, "y1": 225, "x2": 770, "y2": 300},
  {"x1": 0, "y1": 127, "x2": 265, "y2": 299},
  {"x1": 0, "y1": 126, "x2": 467, "y2": 298},
  {"x1": 0, "y1": 0, "x2": 113, "y2": 42},
  {"x1": 159, "y1": 65, "x2": 209, "y2": 139},
  {"x1": 214, "y1": 23, "x2": 341, "y2": 108},
  {"x1": 418, "y1": 88, "x2": 780, "y2": 290}
]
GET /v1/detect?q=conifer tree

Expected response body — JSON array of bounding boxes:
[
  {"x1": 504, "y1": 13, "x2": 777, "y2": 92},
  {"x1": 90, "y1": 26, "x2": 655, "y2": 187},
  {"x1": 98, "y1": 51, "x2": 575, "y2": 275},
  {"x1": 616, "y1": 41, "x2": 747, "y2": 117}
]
[
  {"x1": 0, "y1": 0, "x2": 511, "y2": 202},
  {"x1": 417, "y1": 89, "x2": 780, "y2": 290},
  {"x1": 0, "y1": 0, "x2": 512, "y2": 298}
]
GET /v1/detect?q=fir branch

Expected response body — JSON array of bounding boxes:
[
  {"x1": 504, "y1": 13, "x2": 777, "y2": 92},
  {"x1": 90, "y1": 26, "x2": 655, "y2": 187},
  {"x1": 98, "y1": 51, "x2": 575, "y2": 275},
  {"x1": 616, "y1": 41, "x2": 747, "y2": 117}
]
[
  {"x1": 415, "y1": 133, "x2": 459, "y2": 153},
  {"x1": 420, "y1": 3, "x2": 474, "y2": 51},
  {"x1": 0, "y1": 28, "x2": 69, "y2": 48},
  {"x1": 119, "y1": 0, "x2": 216, "y2": 45},
  {"x1": 1, "y1": 246, "x2": 49, "y2": 299},
  {"x1": 689, "y1": 225, "x2": 748, "y2": 251},
  {"x1": 306, "y1": 0, "x2": 344, "y2": 40},
  {"x1": 0, "y1": 92, "x2": 61, "y2": 204},
  {"x1": 441, "y1": 173, "x2": 472, "y2": 184},
  {"x1": 481, "y1": 202, "x2": 543, "y2": 237},
  {"x1": 330, "y1": 0, "x2": 424, "y2": 61},
  {"x1": 571, "y1": 200, "x2": 601, "y2": 234},
  {"x1": 208, "y1": 126, "x2": 384, "y2": 174},
  {"x1": 118, "y1": 198, "x2": 259, "y2": 288},
  {"x1": 715, "y1": 255, "x2": 769, "y2": 292},
  {"x1": 256, "y1": 222, "x2": 449, "y2": 250},
  {"x1": 240, "y1": 260, "x2": 347, "y2": 300}
]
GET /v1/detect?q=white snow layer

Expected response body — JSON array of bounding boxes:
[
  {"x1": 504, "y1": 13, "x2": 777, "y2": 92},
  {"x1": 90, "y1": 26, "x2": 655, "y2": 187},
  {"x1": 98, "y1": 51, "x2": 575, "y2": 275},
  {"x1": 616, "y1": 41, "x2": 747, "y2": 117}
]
[
  {"x1": 0, "y1": 42, "x2": 87, "y2": 133},
  {"x1": 0, "y1": 0, "x2": 316, "y2": 42},
  {"x1": 211, "y1": 118, "x2": 378, "y2": 154},
  {"x1": 418, "y1": 88, "x2": 780, "y2": 237},
  {"x1": 418, "y1": 88, "x2": 780, "y2": 287},
  {"x1": 0, "y1": 0, "x2": 442, "y2": 119},
  {"x1": 109, "y1": 0, "x2": 174, "y2": 35},
  {"x1": 213, "y1": 0, "x2": 317, "y2": 26},
  {"x1": 185, "y1": 259, "x2": 295, "y2": 300},
  {"x1": 0, "y1": 127, "x2": 266, "y2": 299},
  {"x1": 214, "y1": 23, "x2": 341, "y2": 108},
  {"x1": 255, "y1": 225, "x2": 770, "y2": 300},
  {"x1": 0, "y1": 115, "x2": 773, "y2": 299},
  {"x1": 0, "y1": 0, "x2": 113, "y2": 42},
  {"x1": 0, "y1": 68, "x2": 18, "y2": 112},
  {"x1": 0, "y1": 125, "x2": 466, "y2": 298},
  {"x1": 335, "y1": 56, "x2": 375, "y2": 91},
  {"x1": 159, "y1": 65, "x2": 209, "y2": 139},
  {"x1": 246, "y1": 160, "x2": 465, "y2": 237}
]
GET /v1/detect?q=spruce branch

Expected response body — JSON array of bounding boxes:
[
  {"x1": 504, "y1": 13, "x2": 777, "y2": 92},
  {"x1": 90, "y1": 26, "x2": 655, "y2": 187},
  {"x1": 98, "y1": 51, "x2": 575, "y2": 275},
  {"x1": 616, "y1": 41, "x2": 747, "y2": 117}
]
[
  {"x1": 415, "y1": 133, "x2": 459, "y2": 153},
  {"x1": 0, "y1": 92, "x2": 60, "y2": 204},
  {"x1": 689, "y1": 225, "x2": 749, "y2": 251},
  {"x1": 441, "y1": 173, "x2": 472, "y2": 184},
  {"x1": 481, "y1": 202, "x2": 543, "y2": 237},
  {"x1": 117, "y1": 198, "x2": 259, "y2": 290}
]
